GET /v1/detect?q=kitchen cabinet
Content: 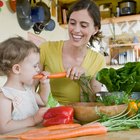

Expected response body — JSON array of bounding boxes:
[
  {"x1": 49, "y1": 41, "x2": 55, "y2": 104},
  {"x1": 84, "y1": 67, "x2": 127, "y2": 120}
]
[
  {"x1": 52, "y1": 0, "x2": 140, "y2": 26},
  {"x1": 51, "y1": 0, "x2": 76, "y2": 26},
  {"x1": 101, "y1": 14, "x2": 140, "y2": 25}
]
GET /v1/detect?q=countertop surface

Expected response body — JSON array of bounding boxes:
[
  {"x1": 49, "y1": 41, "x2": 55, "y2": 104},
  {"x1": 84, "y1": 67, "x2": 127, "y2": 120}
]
[{"x1": 1, "y1": 126, "x2": 140, "y2": 140}]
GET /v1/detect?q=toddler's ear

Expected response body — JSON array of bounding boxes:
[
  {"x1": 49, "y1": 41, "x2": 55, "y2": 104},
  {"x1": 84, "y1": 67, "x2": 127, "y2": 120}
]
[{"x1": 12, "y1": 64, "x2": 21, "y2": 74}]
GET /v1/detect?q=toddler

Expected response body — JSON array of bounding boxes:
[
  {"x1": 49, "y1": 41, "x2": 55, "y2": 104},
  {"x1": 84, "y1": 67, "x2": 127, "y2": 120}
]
[{"x1": 0, "y1": 37, "x2": 50, "y2": 133}]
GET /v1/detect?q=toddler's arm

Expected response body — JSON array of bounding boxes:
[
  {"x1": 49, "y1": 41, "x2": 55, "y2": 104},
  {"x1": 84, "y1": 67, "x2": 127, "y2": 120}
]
[
  {"x1": 34, "y1": 71, "x2": 51, "y2": 106},
  {"x1": 0, "y1": 93, "x2": 47, "y2": 134}
]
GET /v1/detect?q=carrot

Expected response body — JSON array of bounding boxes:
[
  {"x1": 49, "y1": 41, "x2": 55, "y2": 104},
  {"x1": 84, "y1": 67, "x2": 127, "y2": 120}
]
[
  {"x1": 20, "y1": 124, "x2": 107, "y2": 140},
  {"x1": 46, "y1": 126, "x2": 107, "y2": 139},
  {"x1": 22, "y1": 123, "x2": 81, "y2": 135},
  {"x1": 46, "y1": 123, "x2": 81, "y2": 131},
  {"x1": 33, "y1": 74, "x2": 44, "y2": 79},
  {"x1": 0, "y1": 124, "x2": 80, "y2": 139},
  {"x1": 1, "y1": 123, "x2": 105, "y2": 140},
  {"x1": 47, "y1": 72, "x2": 66, "y2": 79},
  {"x1": 0, "y1": 135, "x2": 21, "y2": 139},
  {"x1": 33, "y1": 72, "x2": 66, "y2": 79}
]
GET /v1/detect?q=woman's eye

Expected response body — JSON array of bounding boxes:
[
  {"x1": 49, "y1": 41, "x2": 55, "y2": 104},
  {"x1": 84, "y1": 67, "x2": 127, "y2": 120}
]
[
  {"x1": 70, "y1": 22, "x2": 75, "y2": 25},
  {"x1": 81, "y1": 24, "x2": 88, "y2": 28}
]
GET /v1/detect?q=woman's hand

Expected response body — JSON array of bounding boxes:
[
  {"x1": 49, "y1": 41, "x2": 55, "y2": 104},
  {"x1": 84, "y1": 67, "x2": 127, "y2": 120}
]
[{"x1": 66, "y1": 66, "x2": 86, "y2": 80}]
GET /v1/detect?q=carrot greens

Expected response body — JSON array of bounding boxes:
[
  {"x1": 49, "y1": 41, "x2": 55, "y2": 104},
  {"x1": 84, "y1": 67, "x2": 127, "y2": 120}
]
[
  {"x1": 94, "y1": 104, "x2": 140, "y2": 131},
  {"x1": 77, "y1": 74, "x2": 95, "y2": 102}
]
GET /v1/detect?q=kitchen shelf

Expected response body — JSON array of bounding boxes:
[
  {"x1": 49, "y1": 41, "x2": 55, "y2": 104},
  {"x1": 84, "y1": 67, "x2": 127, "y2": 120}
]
[
  {"x1": 109, "y1": 43, "x2": 140, "y2": 65},
  {"x1": 58, "y1": 0, "x2": 77, "y2": 4},
  {"x1": 101, "y1": 14, "x2": 140, "y2": 25},
  {"x1": 109, "y1": 43, "x2": 140, "y2": 48}
]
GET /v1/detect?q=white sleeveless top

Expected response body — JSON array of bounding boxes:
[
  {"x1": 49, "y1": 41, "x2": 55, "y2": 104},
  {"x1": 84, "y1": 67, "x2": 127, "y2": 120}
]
[{"x1": 0, "y1": 86, "x2": 39, "y2": 120}]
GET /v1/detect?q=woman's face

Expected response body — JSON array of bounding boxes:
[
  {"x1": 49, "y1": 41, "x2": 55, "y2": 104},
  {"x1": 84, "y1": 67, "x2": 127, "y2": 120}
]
[{"x1": 68, "y1": 9, "x2": 98, "y2": 48}]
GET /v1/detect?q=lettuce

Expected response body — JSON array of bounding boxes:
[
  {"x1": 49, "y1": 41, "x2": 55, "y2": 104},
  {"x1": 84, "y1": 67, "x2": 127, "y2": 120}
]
[
  {"x1": 46, "y1": 92, "x2": 60, "y2": 108},
  {"x1": 96, "y1": 62, "x2": 140, "y2": 94}
]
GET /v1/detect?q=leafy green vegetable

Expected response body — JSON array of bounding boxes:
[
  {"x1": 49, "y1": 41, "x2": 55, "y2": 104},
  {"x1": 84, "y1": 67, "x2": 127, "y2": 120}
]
[
  {"x1": 46, "y1": 92, "x2": 60, "y2": 108},
  {"x1": 96, "y1": 62, "x2": 140, "y2": 94},
  {"x1": 96, "y1": 92, "x2": 130, "y2": 105}
]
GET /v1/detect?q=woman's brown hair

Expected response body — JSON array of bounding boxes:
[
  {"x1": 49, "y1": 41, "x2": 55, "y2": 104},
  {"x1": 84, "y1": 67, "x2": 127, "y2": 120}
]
[{"x1": 67, "y1": 0, "x2": 103, "y2": 47}]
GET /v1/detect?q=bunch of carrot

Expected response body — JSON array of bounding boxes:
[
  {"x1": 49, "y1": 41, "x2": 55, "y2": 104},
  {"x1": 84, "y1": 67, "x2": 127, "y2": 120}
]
[
  {"x1": 0, "y1": 123, "x2": 107, "y2": 140},
  {"x1": 20, "y1": 123, "x2": 107, "y2": 140}
]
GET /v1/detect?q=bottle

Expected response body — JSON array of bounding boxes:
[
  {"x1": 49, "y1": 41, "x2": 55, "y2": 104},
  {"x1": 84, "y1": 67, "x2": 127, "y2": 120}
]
[{"x1": 116, "y1": 6, "x2": 120, "y2": 17}]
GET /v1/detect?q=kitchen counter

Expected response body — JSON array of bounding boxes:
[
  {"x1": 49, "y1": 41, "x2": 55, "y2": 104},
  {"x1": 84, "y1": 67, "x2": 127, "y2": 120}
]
[{"x1": 1, "y1": 126, "x2": 140, "y2": 140}]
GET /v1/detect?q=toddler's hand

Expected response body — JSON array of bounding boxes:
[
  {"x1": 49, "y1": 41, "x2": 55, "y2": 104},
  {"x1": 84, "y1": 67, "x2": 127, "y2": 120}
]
[
  {"x1": 39, "y1": 71, "x2": 50, "y2": 85},
  {"x1": 33, "y1": 107, "x2": 48, "y2": 125}
]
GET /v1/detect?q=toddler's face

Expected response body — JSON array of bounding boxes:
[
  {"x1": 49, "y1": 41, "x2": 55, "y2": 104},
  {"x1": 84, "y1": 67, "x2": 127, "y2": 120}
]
[{"x1": 19, "y1": 52, "x2": 40, "y2": 85}]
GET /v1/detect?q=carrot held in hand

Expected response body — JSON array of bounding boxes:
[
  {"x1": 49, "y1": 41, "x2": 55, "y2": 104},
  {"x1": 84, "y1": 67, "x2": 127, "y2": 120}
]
[
  {"x1": 33, "y1": 74, "x2": 44, "y2": 79},
  {"x1": 48, "y1": 72, "x2": 66, "y2": 79},
  {"x1": 33, "y1": 72, "x2": 66, "y2": 79}
]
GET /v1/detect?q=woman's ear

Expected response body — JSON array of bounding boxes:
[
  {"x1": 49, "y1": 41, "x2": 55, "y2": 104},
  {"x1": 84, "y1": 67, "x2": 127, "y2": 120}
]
[
  {"x1": 12, "y1": 64, "x2": 21, "y2": 74},
  {"x1": 92, "y1": 26, "x2": 99, "y2": 35}
]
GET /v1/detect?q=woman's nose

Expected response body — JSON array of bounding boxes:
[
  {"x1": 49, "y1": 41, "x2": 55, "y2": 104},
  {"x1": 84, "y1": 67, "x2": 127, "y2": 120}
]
[{"x1": 74, "y1": 24, "x2": 81, "y2": 32}]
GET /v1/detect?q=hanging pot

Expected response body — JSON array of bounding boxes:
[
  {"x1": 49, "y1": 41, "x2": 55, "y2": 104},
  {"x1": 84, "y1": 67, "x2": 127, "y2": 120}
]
[
  {"x1": 16, "y1": 0, "x2": 33, "y2": 30},
  {"x1": 9, "y1": 0, "x2": 16, "y2": 12}
]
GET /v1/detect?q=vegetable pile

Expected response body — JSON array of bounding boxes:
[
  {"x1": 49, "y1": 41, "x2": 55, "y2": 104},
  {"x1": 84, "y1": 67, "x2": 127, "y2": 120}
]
[{"x1": 1, "y1": 101, "x2": 140, "y2": 139}]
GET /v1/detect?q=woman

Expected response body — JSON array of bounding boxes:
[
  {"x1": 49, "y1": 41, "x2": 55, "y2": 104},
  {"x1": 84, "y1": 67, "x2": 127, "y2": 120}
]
[{"x1": 39, "y1": 0, "x2": 106, "y2": 105}]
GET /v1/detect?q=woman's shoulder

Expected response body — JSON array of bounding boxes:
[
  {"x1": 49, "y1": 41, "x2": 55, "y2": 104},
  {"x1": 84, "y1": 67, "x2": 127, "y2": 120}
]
[
  {"x1": 88, "y1": 48, "x2": 104, "y2": 59},
  {"x1": 39, "y1": 40, "x2": 64, "y2": 49}
]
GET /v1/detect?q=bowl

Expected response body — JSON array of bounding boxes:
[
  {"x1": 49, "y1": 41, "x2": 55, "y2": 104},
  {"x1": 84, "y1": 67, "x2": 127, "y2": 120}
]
[
  {"x1": 70, "y1": 102, "x2": 127, "y2": 124},
  {"x1": 131, "y1": 92, "x2": 140, "y2": 100},
  {"x1": 95, "y1": 91, "x2": 140, "y2": 104},
  {"x1": 95, "y1": 91, "x2": 125, "y2": 105}
]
